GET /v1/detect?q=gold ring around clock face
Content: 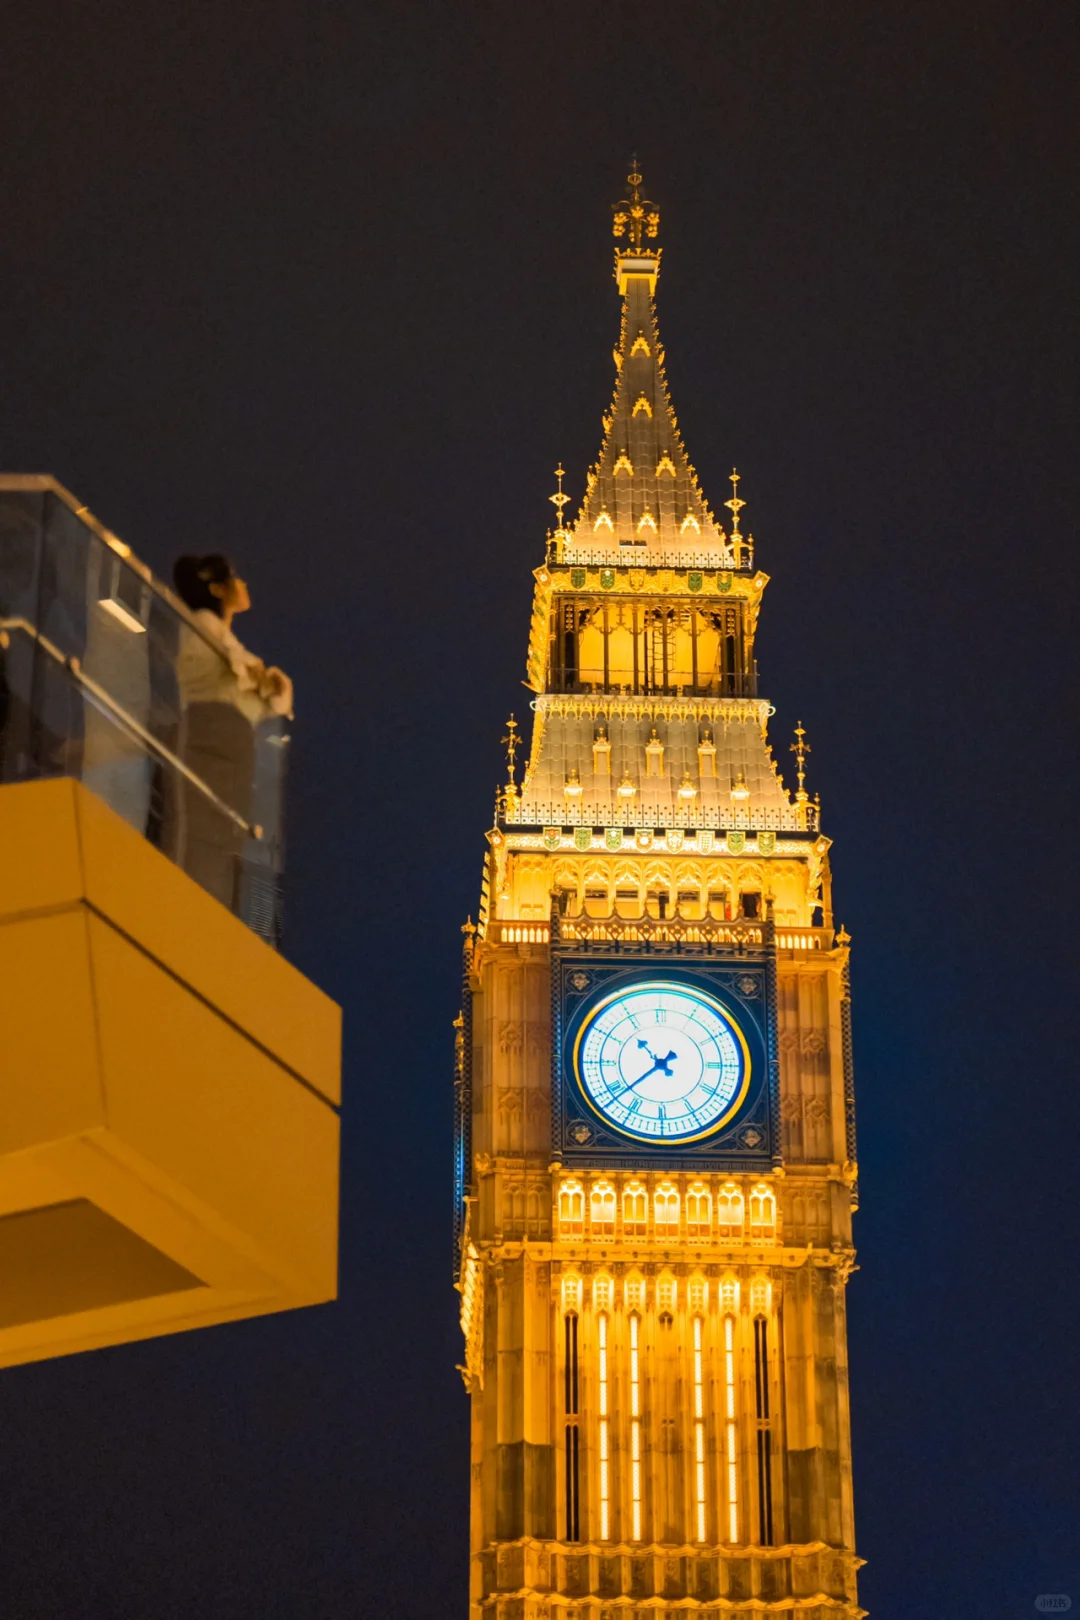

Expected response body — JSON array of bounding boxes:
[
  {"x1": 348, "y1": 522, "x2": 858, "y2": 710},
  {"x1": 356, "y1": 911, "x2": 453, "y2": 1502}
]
[{"x1": 573, "y1": 980, "x2": 751, "y2": 1144}]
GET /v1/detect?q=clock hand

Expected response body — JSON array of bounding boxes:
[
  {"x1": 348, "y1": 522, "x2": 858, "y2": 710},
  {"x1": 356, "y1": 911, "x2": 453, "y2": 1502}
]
[
  {"x1": 635, "y1": 1040, "x2": 678, "y2": 1075},
  {"x1": 627, "y1": 1049, "x2": 680, "y2": 1090}
]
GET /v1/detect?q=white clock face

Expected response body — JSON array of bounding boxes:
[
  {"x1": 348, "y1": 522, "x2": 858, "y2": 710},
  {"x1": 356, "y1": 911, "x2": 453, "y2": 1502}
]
[{"x1": 574, "y1": 980, "x2": 750, "y2": 1143}]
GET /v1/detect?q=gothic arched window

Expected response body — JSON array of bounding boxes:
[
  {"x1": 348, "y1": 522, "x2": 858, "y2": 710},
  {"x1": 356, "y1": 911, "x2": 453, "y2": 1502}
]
[
  {"x1": 562, "y1": 1273, "x2": 582, "y2": 1314},
  {"x1": 593, "y1": 1274, "x2": 613, "y2": 1312},
  {"x1": 749, "y1": 1183, "x2": 777, "y2": 1239},
  {"x1": 623, "y1": 1180, "x2": 647, "y2": 1236},
  {"x1": 686, "y1": 1181, "x2": 712, "y2": 1235},
  {"x1": 590, "y1": 1181, "x2": 616, "y2": 1235},
  {"x1": 688, "y1": 1275, "x2": 709, "y2": 1313},
  {"x1": 654, "y1": 1181, "x2": 680, "y2": 1235},
  {"x1": 716, "y1": 1181, "x2": 744, "y2": 1238},
  {"x1": 558, "y1": 1180, "x2": 584, "y2": 1235}
]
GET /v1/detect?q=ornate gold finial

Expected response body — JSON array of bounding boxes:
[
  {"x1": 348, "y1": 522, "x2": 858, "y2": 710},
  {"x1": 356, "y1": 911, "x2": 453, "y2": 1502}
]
[
  {"x1": 791, "y1": 720, "x2": 811, "y2": 799},
  {"x1": 725, "y1": 468, "x2": 746, "y2": 537},
  {"x1": 501, "y1": 713, "x2": 520, "y2": 797},
  {"x1": 548, "y1": 465, "x2": 570, "y2": 561},
  {"x1": 613, "y1": 159, "x2": 660, "y2": 253},
  {"x1": 549, "y1": 464, "x2": 570, "y2": 530}
]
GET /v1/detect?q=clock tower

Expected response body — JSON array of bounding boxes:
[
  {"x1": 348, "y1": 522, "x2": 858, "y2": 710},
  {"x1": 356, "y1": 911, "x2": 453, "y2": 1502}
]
[{"x1": 455, "y1": 168, "x2": 863, "y2": 1618}]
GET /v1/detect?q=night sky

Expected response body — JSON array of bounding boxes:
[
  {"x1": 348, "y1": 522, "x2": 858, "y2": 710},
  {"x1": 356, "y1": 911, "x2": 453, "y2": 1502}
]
[{"x1": 2, "y1": 4, "x2": 1078, "y2": 1616}]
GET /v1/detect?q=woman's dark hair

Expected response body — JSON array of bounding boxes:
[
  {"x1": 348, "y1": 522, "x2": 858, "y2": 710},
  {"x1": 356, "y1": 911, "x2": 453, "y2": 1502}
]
[{"x1": 172, "y1": 554, "x2": 235, "y2": 616}]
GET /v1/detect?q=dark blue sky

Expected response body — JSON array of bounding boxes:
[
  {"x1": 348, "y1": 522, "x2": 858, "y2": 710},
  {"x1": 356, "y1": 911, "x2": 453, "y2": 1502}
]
[{"x1": 1, "y1": 3, "x2": 1078, "y2": 1615}]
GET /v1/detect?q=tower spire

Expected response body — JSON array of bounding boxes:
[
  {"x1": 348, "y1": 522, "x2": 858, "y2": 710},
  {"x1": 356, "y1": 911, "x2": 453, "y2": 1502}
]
[{"x1": 567, "y1": 164, "x2": 740, "y2": 566}]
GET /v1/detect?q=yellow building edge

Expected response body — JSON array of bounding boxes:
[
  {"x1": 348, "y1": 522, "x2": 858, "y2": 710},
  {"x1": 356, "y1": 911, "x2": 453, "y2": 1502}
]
[{"x1": 0, "y1": 777, "x2": 341, "y2": 1368}]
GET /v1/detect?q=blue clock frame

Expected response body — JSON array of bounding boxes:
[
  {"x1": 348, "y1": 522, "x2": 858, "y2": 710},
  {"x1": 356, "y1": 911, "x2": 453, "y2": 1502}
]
[{"x1": 552, "y1": 949, "x2": 779, "y2": 1171}]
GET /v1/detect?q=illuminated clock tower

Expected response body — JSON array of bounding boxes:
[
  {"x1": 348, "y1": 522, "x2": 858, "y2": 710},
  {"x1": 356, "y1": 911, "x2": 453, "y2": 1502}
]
[{"x1": 455, "y1": 168, "x2": 863, "y2": 1618}]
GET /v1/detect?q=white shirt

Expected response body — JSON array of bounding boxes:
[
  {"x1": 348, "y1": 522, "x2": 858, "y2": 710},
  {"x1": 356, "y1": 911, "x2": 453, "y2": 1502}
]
[{"x1": 178, "y1": 609, "x2": 294, "y2": 722}]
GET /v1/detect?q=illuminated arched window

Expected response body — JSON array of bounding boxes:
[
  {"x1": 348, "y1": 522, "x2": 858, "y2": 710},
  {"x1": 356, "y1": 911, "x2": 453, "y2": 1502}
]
[
  {"x1": 749, "y1": 1183, "x2": 777, "y2": 1239},
  {"x1": 688, "y1": 1275, "x2": 709, "y2": 1314},
  {"x1": 562, "y1": 1273, "x2": 582, "y2": 1314},
  {"x1": 625, "y1": 1274, "x2": 645, "y2": 1312},
  {"x1": 686, "y1": 1181, "x2": 712, "y2": 1235},
  {"x1": 716, "y1": 1181, "x2": 744, "y2": 1238},
  {"x1": 590, "y1": 1181, "x2": 616, "y2": 1236},
  {"x1": 593, "y1": 1273, "x2": 613, "y2": 1312},
  {"x1": 750, "y1": 1276, "x2": 772, "y2": 1316},
  {"x1": 623, "y1": 1180, "x2": 647, "y2": 1236},
  {"x1": 657, "y1": 1274, "x2": 677, "y2": 1315},
  {"x1": 558, "y1": 1180, "x2": 584, "y2": 1235},
  {"x1": 654, "y1": 1181, "x2": 680, "y2": 1235},
  {"x1": 720, "y1": 1275, "x2": 740, "y2": 1314}
]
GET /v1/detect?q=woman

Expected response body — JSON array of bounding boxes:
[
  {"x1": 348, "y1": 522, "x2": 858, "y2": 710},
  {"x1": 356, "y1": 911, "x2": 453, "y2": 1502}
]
[{"x1": 168, "y1": 554, "x2": 293, "y2": 911}]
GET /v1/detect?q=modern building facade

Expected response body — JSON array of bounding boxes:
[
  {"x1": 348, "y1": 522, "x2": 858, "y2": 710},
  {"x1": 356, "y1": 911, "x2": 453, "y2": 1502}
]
[
  {"x1": 0, "y1": 480, "x2": 340, "y2": 1368},
  {"x1": 455, "y1": 172, "x2": 862, "y2": 1617}
]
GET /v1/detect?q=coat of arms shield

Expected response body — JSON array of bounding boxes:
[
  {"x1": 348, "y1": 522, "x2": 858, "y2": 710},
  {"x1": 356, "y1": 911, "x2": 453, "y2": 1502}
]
[
  {"x1": 727, "y1": 829, "x2": 746, "y2": 854},
  {"x1": 542, "y1": 828, "x2": 561, "y2": 851},
  {"x1": 573, "y1": 826, "x2": 592, "y2": 851},
  {"x1": 605, "y1": 827, "x2": 624, "y2": 851},
  {"x1": 758, "y1": 830, "x2": 777, "y2": 855}
]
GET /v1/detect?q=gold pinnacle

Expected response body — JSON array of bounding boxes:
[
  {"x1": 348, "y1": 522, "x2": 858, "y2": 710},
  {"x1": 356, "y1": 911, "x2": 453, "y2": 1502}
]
[
  {"x1": 501, "y1": 713, "x2": 520, "y2": 788},
  {"x1": 791, "y1": 720, "x2": 811, "y2": 797},
  {"x1": 548, "y1": 465, "x2": 570, "y2": 529},
  {"x1": 724, "y1": 468, "x2": 746, "y2": 536}
]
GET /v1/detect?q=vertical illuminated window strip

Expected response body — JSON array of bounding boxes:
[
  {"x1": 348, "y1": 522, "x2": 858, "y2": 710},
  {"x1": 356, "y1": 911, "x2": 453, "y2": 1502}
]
[
  {"x1": 724, "y1": 1314, "x2": 739, "y2": 1542},
  {"x1": 564, "y1": 1312, "x2": 580, "y2": 1540},
  {"x1": 597, "y1": 1313, "x2": 610, "y2": 1540},
  {"x1": 693, "y1": 1315, "x2": 707, "y2": 1542},
  {"x1": 754, "y1": 1314, "x2": 774, "y2": 1545},
  {"x1": 629, "y1": 1312, "x2": 642, "y2": 1540}
]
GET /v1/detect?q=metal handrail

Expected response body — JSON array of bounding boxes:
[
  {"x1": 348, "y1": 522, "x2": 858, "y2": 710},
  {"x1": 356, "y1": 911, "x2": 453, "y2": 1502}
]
[
  {"x1": 0, "y1": 475, "x2": 250, "y2": 668},
  {"x1": 0, "y1": 615, "x2": 258, "y2": 837}
]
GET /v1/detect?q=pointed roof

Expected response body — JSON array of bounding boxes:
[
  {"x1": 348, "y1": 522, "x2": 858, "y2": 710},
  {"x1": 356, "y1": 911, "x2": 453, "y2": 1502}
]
[{"x1": 563, "y1": 167, "x2": 742, "y2": 568}]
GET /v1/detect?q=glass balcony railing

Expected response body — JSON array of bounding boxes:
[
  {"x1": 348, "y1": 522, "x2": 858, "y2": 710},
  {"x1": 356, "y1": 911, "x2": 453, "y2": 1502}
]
[{"x1": 0, "y1": 478, "x2": 287, "y2": 947}]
